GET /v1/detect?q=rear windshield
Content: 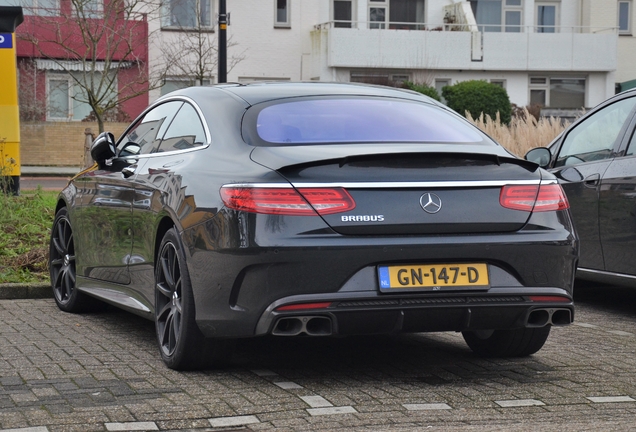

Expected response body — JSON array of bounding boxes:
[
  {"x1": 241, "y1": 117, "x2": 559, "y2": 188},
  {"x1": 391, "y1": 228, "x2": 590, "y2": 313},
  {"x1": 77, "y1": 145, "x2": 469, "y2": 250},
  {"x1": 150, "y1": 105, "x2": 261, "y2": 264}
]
[{"x1": 249, "y1": 98, "x2": 486, "y2": 145}]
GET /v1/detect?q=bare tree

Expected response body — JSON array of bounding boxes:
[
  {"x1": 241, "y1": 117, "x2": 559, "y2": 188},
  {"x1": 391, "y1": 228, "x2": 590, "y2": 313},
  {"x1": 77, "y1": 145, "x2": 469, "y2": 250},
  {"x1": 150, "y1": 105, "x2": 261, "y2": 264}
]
[
  {"x1": 158, "y1": 0, "x2": 245, "y2": 87},
  {"x1": 19, "y1": 0, "x2": 167, "y2": 132},
  {"x1": 17, "y1": 59, "x2": 47, "y2": 122}
]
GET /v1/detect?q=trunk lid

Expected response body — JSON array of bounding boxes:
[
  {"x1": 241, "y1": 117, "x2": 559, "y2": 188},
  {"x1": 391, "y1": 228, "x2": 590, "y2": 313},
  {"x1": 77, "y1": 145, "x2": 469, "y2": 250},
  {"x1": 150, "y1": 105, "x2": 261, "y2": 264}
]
[{"x1": 250, "y1": 145, "x2": 542, "y2": 235}]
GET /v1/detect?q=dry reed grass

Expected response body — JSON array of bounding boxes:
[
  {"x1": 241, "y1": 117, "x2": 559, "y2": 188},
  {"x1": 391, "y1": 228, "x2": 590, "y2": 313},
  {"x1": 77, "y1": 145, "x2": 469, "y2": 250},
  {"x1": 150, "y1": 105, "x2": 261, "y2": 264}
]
[{"x1": 467, "y1": 108, "x2": 570, "y2": 157}]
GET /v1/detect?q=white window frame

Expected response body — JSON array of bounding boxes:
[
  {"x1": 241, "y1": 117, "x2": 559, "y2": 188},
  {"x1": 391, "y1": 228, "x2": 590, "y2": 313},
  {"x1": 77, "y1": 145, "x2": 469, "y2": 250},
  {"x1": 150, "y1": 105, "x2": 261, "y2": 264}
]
[
  {"x1": 161, "y1": 0, "x2": 214, "y2": 30},
  {"x1": 503, "y1": 0, "x2": 523, "y2": 33},
  {"x1": 0, "y1": 0, "x2": 59, "y2": 16},
  {"x1": 73, "y1": 0, "x2": 103, "y2": 19},
  {"x1": 619, "y1": 0, "x2": 632, "y2": 35},
  {"x1": 368, "y1": 0, "x2": 388, "y2": 29},
  {"x1": 332, "y1": 0, "x2": 357, "y2": 28},
  {"x1": 46, "y1": 75, "x2": 73, "y2": 121},
  {"x1": 490, "y1": 79, "x2": 507, "y2": 89},
  {"x1": 529, "y1": 76, "x2": 586, "y2": 108},
  {"x1": 536, "y1": 1, "x2": 559, "y2": 33},
  {"x1": 274, "y1": 0, "x2": 291, "y2": 28},
  {"x1": 435, "y1": 78, "x2": 451, "y2": 104}
]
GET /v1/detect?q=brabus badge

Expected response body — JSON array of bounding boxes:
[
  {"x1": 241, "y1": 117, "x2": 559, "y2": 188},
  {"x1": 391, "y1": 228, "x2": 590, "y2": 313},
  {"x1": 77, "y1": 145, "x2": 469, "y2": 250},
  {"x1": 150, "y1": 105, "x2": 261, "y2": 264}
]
[{"x1": 420, "y1": 193, "x2": 442, "y2": 214}]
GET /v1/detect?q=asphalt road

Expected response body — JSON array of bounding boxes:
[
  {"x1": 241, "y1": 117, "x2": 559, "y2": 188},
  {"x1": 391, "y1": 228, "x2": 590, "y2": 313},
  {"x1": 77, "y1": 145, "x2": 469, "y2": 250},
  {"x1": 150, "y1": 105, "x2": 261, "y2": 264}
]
[{"x1": 0, "y1": 283, "x2": 635, "y2": 431}]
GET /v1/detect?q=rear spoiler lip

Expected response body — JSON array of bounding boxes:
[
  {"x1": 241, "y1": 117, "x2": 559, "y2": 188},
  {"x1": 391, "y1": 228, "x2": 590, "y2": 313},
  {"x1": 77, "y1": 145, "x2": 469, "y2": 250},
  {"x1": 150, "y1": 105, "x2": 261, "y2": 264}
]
[{"x1": 250, "y1": 147, "x2": 540, "y2": 173}]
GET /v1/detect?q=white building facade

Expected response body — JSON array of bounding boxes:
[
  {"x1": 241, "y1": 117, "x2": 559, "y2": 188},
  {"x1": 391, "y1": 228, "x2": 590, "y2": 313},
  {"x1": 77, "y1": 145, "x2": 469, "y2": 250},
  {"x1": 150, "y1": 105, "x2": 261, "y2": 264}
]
[{"x1": 149, "y1": 0, "x2": 633, "y2": 110}]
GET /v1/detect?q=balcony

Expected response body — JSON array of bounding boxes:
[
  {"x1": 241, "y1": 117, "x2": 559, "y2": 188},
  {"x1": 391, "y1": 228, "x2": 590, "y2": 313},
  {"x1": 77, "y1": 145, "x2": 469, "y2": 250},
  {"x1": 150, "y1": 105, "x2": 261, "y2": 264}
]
[{"x1": 311, "y1": 22, "x2": 617, "y2": 74}]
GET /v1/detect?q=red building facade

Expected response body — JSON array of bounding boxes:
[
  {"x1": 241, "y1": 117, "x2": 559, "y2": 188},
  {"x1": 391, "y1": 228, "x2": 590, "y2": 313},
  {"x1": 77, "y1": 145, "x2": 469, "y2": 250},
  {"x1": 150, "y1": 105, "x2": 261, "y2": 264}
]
[{"x1": 13, "y1": 0, "x2": 148, "y2": 123}]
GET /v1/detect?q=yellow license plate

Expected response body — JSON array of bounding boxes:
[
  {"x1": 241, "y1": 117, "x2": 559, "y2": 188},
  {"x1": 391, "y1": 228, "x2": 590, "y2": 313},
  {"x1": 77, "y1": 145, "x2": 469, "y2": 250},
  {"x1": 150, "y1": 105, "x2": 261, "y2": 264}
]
[{"x1": 378, "y1": 263, "x2": 489, "y2": 291}]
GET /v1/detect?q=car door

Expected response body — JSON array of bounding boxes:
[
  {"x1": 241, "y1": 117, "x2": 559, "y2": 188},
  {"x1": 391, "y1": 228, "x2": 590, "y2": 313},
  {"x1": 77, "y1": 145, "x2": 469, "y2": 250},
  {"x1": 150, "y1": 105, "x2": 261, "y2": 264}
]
[
  {"x1": 111, "y1": 100, "x2": 185, "y2": 303},
  {"x1": 72, "y1": 157, "x2": 136, "y2": 285},
  {"x1": 548, "y1": 96, "x2": 636, "y2": 271},
  {"x1": 128, "y1": 101, "x2": 209, "y2": 304},
  {"x1": 598, "y1": 114, "x2": 636, "y2": 277}
]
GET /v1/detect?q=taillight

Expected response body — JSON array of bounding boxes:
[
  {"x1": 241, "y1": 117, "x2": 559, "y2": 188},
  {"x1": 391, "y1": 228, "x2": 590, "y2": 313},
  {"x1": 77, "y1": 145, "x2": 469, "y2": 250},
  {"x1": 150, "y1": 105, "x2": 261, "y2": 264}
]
[
  {"x1": 220, "y1": 186, "x2": 355, "y2": 216},
  {"x1": 500, "y1": 184, "x2": 569, "y2": 212}
]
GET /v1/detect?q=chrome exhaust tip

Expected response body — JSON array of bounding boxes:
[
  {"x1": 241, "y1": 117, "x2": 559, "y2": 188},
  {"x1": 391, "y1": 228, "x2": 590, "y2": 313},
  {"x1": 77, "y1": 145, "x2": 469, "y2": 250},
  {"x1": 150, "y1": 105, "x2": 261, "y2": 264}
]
[
  {"x1": 272, "y1": 316, "x2": 333, "y2": 336},
  {"x1": 526, "y1": 308, "x2": 573, "y2": 328}
]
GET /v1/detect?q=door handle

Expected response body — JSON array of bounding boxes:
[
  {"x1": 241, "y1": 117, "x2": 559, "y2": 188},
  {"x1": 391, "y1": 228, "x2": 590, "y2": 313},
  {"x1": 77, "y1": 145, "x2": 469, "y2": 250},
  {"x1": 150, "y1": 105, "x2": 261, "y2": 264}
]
[{"x1": 584, "y1": 173, "x2": 600, "y2": 188}]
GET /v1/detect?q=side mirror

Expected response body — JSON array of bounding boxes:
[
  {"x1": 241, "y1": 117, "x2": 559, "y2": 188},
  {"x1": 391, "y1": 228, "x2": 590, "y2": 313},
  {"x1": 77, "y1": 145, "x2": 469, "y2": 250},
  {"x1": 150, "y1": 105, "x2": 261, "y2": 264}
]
[
  {"x1": 90, "y1": 132, "x2": 116, "y2": 165},
  {"x1": 525, "y1": 147, "x2": 552, "y2": 169}
]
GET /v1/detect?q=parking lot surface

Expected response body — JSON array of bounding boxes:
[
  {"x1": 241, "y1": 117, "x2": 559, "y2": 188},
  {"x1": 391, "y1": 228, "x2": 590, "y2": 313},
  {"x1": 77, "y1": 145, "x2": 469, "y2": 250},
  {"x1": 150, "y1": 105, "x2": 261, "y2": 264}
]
[{"x1": 1, "y1": 284, "x2": 635, "y2": 431}]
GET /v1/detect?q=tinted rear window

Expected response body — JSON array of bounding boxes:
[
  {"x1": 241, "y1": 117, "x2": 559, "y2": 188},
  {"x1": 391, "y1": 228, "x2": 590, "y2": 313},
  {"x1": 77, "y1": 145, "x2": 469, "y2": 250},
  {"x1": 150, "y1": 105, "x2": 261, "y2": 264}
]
[{"x1": 250, "y1": 98, "x2": 486, "y2": 145}]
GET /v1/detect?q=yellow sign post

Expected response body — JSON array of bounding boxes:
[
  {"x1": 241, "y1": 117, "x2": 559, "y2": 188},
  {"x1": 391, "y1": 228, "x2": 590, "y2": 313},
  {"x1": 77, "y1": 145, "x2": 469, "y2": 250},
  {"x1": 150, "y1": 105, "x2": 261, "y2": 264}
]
[{"x1": 0, "y1": 6, "x2": 24, "y2": 195}]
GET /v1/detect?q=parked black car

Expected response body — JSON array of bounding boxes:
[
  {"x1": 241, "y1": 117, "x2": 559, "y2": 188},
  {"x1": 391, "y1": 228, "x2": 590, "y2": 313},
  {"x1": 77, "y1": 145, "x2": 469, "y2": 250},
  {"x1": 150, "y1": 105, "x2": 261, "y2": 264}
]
[
  {"x1": 526, "y1": 89, "x2": 636, "y2": 288},
  {"x1": 50, "y1": 82, "x2": 578, "y2": 369}
]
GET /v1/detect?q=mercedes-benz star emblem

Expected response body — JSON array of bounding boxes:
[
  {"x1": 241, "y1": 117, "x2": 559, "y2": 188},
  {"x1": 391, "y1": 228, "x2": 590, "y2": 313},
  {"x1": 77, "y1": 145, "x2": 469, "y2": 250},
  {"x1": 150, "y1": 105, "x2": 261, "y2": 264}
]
[{"x1": 420, "y1": 192, "x2": 442, "y2": 214}]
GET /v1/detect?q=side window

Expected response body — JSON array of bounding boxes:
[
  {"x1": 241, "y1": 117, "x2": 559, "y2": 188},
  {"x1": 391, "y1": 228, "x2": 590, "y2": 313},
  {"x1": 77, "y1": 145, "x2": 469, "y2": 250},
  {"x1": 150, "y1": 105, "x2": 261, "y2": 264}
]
[
  {"x1": 556, "y1": 97, "x2": 636, "y2": 167},
  {"x1": 120, "y1": 101, "x2": 183, "y2": 155},
  {"x1": 157, "y1": 103, "x2": 207, "y2": 152}
]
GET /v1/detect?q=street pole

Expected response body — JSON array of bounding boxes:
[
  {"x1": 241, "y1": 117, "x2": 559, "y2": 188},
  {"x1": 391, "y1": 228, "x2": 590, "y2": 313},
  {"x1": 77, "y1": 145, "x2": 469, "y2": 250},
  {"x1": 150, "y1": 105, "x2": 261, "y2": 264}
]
[{"x1": 218, "y1": 0, "x2": 227, "y2": 83}]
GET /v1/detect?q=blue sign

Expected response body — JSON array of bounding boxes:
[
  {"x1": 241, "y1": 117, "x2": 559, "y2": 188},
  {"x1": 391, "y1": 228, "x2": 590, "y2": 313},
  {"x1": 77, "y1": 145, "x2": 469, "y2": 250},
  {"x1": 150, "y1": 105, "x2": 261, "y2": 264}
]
[{"x1": 0, "y1": 34, "x2": 13, "y2": 49}]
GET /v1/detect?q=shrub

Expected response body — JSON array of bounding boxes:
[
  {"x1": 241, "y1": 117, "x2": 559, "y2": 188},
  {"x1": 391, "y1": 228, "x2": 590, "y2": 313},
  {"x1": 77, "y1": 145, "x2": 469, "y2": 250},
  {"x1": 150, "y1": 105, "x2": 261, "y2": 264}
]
[
  {"x1": 442, "y1": 80, "x2": 512, "y2": 124},
  {"x1": 402, "y1": 81, "x2": 441, "y2": 101}
]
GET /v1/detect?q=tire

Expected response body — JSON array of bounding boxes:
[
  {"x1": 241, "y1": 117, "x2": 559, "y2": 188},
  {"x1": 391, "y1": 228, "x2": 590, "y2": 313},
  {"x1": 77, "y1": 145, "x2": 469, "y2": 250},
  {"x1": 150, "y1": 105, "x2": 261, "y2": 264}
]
[
  {"x1": 154, "y1": 228, "x2": 233, "y2": 370},
  {"x1": 49, "y1": 207, "x2": 97, "y2": 313},
  {"x1": 462, "y1": 326, "x2": 551, "y2": 358}
]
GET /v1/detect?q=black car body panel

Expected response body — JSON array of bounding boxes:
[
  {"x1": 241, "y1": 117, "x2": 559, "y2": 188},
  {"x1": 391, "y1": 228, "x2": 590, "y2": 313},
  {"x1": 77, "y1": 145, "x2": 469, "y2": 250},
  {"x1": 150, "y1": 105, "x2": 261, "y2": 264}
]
[
  {"x1": 53, "y1": 83, "x2": 578, "y2": 366},
  {"x1": 528, "y1": 88, "x2": 636, "y2": 287}
]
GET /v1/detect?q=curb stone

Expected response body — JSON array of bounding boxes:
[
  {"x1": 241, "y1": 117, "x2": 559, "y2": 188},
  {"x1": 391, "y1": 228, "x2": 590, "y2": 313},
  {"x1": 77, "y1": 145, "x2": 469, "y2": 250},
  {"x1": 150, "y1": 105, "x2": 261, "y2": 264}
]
[{"x1": 0, "y1": 283, "x2": 52, "y2": 299}]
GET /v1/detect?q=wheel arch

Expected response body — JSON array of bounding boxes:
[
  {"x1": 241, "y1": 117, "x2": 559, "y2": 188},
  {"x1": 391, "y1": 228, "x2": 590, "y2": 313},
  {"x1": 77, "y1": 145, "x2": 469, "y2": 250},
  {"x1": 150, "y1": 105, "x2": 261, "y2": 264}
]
[{"x1": 154, "y1": 217, "x2": 176, "y2": 267}]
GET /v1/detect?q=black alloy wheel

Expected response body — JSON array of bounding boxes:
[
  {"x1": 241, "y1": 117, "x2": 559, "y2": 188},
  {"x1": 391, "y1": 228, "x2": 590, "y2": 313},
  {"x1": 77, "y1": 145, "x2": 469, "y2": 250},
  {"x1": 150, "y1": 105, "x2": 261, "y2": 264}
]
[
  {"x1": 50, "y1": 207, "x2": 93, "y2": 312},
  {"x1": 155, "y1": 229, "x2": 208, "y2": 369},
  {"x1": 155, "y1": 228, "x2": 234, "y2": 370}
]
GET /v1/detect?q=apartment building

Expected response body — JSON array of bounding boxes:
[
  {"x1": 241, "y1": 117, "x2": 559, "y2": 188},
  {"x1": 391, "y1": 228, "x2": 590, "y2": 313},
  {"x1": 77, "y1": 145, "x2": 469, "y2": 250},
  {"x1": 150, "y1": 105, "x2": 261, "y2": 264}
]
[
  {"x1": 151, "y1": 0, "x2": 630, "y2": 111},
  {"x1": 4, "y1": 0, "x2": 633, "y2": 120}
]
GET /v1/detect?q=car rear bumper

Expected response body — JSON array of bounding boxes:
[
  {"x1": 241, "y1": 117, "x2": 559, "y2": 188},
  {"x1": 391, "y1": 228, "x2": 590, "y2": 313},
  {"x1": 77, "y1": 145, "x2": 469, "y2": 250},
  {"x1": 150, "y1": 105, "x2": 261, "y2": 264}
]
[
  {"x1": 185, "y1": 209, "x2": 577, "y2": 339},
  {"x1": 253, "y1": 288, "x2": 574, "y2": 337}
]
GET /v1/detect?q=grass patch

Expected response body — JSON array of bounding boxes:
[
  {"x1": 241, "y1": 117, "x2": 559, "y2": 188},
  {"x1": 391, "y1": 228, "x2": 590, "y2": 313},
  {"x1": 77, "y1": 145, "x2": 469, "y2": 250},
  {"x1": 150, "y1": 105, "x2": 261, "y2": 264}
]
[{"x1": 0, "y1": 189, "x2": 58, "y2": 284}]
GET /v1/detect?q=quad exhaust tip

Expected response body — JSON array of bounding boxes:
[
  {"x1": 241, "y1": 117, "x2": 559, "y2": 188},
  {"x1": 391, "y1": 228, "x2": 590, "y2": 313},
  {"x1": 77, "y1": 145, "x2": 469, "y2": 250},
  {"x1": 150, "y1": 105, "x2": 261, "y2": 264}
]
[
  {"x1": 272, "y1": 316, "x2": 333, "y2": 336},
  {"x1": 527, "y1": 308, "x2": 572, "y2": 327}
]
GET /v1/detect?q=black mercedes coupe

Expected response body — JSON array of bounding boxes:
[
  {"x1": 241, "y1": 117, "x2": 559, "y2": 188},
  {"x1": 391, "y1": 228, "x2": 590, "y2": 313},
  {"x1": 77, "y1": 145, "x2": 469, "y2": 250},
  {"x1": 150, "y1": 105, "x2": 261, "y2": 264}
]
[{"x1": 49, "y1": 82, "x2": 578, "y2": 369}]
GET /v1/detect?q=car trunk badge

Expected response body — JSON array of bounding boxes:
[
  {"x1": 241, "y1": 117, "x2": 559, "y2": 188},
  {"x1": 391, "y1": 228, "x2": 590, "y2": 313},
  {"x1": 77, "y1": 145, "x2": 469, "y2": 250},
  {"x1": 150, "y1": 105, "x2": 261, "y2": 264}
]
[{"x1": 420, "y1": 193, "x2": 442, "y2": 214}]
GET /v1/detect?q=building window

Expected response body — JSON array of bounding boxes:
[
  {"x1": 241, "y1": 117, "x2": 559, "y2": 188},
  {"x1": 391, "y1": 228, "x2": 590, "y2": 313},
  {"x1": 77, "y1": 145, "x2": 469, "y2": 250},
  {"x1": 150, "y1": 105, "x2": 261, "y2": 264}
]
[
  {"x1": 470, "y1": 0, "x2": 523, "y2": 33},
  {"x1": 73, "y1": 0, "x2": 103, "y2": 19},
  {"x1": 490, "y1": 79, "x2": 506, "y2": 88},
  {"x1": 333, "y1": 0, "x2": 354, "y2": 28},
  {"x1": 162, "y1": 0, "x2": 212, "y2": 29},
  {"x1": 161, "y1": 78, "x2": 211, "y2": 96},
  {"x1": 619, "y1": 1, "x2": 632, "y2": 35},
  {"x1": 435, "y1": 79, "x2": 451, "y2": 104},
  {"x1": 47, "y1": 72, "x2": 116, "y2": 121},
  {"x1": 529, "y1": 76, "x2": 585, "y2": 108},
  {"x1": 0, "y1": 0, "x2": 58, "y2": 16},
  {"x1": 367, "y1": 0, "x2": 425, "y2": 30},
  {"x1": 48, "y1": 77, "x2": 71, "y2": 120},
  {"x1": 275, "y1": 0, "x2": 291, "y2": 28},
  {"x1": 536, "y1": 2, "x2": 559, "y2": 33},
  {"x1": 369, "y1": 0, "x2": 387, "y2": 29}
]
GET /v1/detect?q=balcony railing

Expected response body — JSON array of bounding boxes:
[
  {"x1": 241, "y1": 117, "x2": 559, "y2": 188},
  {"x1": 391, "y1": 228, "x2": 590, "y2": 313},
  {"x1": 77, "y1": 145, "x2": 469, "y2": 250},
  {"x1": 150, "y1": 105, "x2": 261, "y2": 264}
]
[{"x1": 315, "y1": 21, "x2": 618, "y2": 35}]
